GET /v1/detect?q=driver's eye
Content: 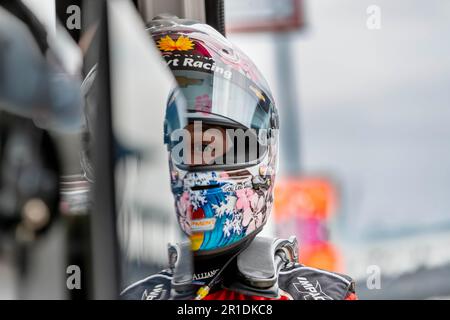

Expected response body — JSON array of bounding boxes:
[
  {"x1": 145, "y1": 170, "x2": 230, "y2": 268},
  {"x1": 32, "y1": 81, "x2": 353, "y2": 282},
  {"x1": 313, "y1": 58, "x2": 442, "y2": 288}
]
[
  {"x1": 203, "y1": 144, "x2": 215, "y2": 153},
  {"x1": 193, "y1": 144, "x2": 211, "y2": 153},
  {"x1": 193, "y1": 144, "x2": 202, "y2": 153}
]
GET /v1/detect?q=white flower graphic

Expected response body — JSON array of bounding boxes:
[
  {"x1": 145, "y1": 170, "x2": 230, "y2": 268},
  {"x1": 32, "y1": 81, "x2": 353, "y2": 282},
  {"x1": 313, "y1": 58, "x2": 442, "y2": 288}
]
[
  {"x1": 176, "y1": 192, "x2": 191, "y2": 233},
  {"x1": 212, "y1": 195, "x2": 236, "y2": 218},
  {"x1": 231, "y1": 213, "x2": 243, "y2": 235},
  {"x1": 189, "y1": 191, "x2": 207, "y2": 210},
  {"x1": 223, "y1": 218, "x2": 233, "y2": 238}
]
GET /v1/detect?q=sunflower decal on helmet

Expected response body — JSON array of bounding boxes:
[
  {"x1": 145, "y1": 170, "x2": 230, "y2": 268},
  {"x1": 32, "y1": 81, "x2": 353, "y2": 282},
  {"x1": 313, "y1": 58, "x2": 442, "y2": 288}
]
[{"x1": 157, "y1": 35, "x2": 195, "y2": 52}]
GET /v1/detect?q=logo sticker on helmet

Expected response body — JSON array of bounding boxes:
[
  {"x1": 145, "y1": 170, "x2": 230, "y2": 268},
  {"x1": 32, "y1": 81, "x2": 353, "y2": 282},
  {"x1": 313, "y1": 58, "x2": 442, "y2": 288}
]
[
  {"x1": 191, "y1": 217, "x2": 216, "y2": 232},
  {"x1": 157, "y1": 35, "x2": 195, "y2": 52},
  {"x1": 165, "y1": 55, "x2": 233, "y2": 80}
]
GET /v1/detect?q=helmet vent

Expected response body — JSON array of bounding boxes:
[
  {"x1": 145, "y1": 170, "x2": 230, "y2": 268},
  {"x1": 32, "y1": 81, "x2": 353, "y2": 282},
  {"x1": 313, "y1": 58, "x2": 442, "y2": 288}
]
[{"x1": 190, "y1": 184, "x2": 220, "y2": 191}]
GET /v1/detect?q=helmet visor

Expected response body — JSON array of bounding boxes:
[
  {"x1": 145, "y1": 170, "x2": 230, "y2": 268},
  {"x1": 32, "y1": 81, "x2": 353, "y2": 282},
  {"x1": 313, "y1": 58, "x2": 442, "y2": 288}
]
[
  {"x1": 165, "y1": 69, "x2": 274, "y2": 170},
  {"x1": 173, "y1": 69, "x2": 273, "y2": 130}
]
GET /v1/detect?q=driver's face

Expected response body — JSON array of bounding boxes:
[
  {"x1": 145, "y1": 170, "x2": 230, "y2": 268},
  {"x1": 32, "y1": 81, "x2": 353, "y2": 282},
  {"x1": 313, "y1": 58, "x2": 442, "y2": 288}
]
[{"x1": 184, "y1": 122, "x2": 232, "y2": 166}]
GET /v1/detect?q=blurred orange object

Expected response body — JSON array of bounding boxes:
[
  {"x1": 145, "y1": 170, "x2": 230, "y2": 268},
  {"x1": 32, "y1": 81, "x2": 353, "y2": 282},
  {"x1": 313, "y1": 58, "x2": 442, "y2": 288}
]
[
  {"x1": 299, "y1": 242, "x2": 343, "y2": 272},
  {"x1": 274, "y1": 177, "x2": 337, "y2": 222},
  {"x1": 273, "y1": 177, "x2": 342, "y2": 272}
]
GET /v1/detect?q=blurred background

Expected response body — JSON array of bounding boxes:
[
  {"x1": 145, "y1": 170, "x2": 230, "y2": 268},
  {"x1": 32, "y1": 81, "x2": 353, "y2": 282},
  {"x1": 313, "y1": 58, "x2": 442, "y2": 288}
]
[
  {"x1": 226, "y1": 0, "x2": 450, "y2": 299},
  {"x1": 1, "y1": 0, "x2": 450, "y2": 299}
]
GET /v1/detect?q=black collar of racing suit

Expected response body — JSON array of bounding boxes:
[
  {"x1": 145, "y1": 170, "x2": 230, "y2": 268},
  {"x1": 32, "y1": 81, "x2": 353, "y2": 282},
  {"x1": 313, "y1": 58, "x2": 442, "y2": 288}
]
[{"x1": 168, "y1": 236, "x2": 298, "y2": 299}]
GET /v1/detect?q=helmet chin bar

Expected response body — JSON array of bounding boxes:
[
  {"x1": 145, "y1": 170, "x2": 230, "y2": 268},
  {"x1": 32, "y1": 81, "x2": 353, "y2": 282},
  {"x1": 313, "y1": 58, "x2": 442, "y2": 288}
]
[
  {"x1": 169, "y1": 137, "x2": 276, "y2": 254},
  {"x1": 192, "y1": 225, "x2": 262, "y2": 258}
]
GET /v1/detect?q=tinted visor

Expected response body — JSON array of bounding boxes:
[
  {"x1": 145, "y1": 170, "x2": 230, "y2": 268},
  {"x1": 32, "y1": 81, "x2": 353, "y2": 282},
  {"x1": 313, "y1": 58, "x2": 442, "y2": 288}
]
[
  {"x1": 165, "y1": 69, "x2": 274, "y2": 170},
  {"x1": 173, "y1": 69, "x2": 272, "y2": 130}
]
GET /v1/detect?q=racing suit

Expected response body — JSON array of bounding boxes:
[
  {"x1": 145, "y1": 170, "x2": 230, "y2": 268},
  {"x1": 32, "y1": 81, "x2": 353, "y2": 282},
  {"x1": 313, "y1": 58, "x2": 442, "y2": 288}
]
[{"x1": 121, "y1": 237, "x2": 357, "y2": 300}]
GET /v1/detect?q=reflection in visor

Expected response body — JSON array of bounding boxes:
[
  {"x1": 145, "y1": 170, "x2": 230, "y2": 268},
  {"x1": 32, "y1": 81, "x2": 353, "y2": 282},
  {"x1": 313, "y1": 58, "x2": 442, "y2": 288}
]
[
  {"x1": 169, "y1": 121, "x2": 268, "y2": 169},
  {"x1": 172, "y1": 69, "x2": 273, "y2": 130}
]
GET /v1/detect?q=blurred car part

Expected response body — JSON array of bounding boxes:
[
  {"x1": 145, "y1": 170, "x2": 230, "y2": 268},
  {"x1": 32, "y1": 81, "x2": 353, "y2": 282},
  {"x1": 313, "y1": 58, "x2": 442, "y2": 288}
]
[
  {"x1": 0, "y1": 1, "x2": 83, "y2": 132},
  {"x1": 0, "y1": 113, "x2": 60, "y2": 238},
  {"x1": 274, "y1": 177, "x2": 343, "y2": 272},
  {"x1": 136, "y1": 0, "x2": 206, "y2": 25},
  {"x1": 0, "y1": 0, "x2": 84, "y2": 299},
  {"x1": 225, "y1": 0, "x2": 304, "y2": 33}
]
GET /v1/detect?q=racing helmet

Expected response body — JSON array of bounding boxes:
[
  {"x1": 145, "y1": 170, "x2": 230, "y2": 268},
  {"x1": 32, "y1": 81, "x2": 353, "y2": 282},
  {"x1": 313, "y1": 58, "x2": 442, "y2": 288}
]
[{"x1": 147, "y1": 18, "x2": 280, "y2": 256}]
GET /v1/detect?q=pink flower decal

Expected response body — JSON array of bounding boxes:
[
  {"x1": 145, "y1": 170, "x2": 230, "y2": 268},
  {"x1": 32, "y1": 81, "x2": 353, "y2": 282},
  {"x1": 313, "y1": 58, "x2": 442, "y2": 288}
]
[
  {"x1": 236, "y1": 188, "x2": 267, "y2": 235},
  {"x1": 194, "y1": 94, "x2": 212, "y2": 114},
  {"x1": 177, "y1": 191, "x2": 192, "y2": 234},
  {"x1": 219, "y1": 172, "x2": 229, "y2": 179},
  {"x1": 236, "y1": 189, "x2": 254, "y2": 213}
]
